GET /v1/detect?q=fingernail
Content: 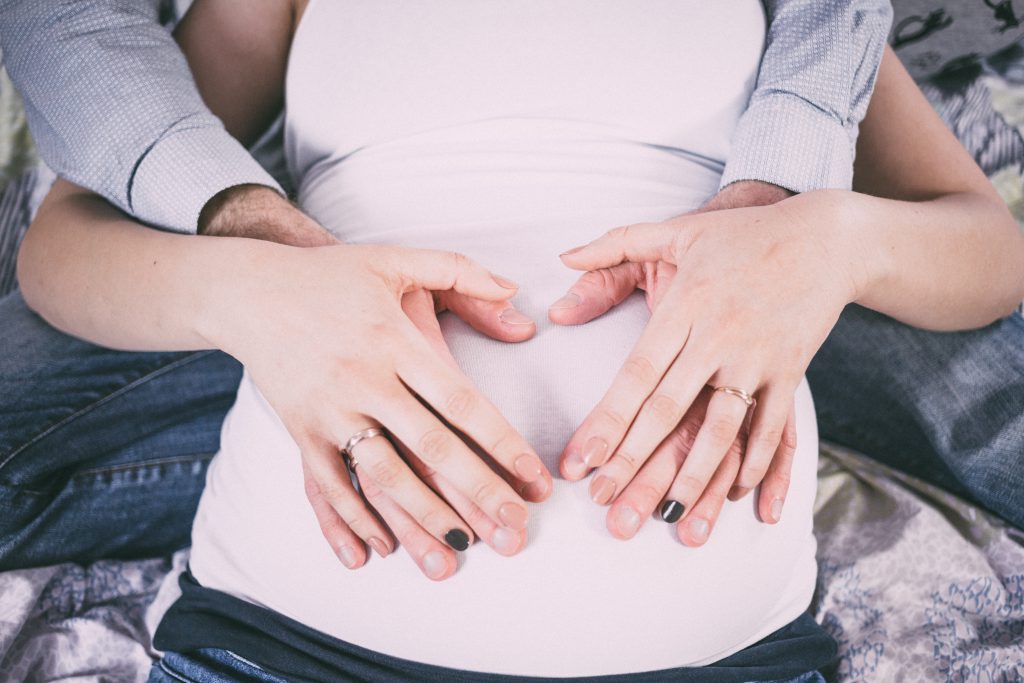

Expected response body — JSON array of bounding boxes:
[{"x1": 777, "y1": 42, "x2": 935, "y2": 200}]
[
  {"x1": 338, "y1": 545, "x2": 358, "y2": 569},
  {"x1": 492, "y1": 527, "x2": 521, "y2": 555},
  {"x1": 559, "y1": 245, "x2": 585, "y2": 257},
  {"x1": 499, "y1": 308, "x2": 534, "y2": 326},
  {"x1": 513, "y1": 454, "x2": 543, "y2": 482},
  {"x1": 549, "y1": 293, "x2": 582, "y2": 310},
  {"x1": 492, "y1": 274, "x2": 518, "y2": 289},
  {"x1": 770, "y1": 497, "x2": 784, "y2": 522},
  {"x1": 445, "y1": 529, "x2": 470, "y2": 551},
  {"x1": 689, "y1": 518, "x2": 709, "y2": 542},
  {"x1": 368, "y1": 537, "x2": 390, "y2": 557},
  {"x1": 660, "y1": 499, "x2": 684, "y2": 523},
  {"x1": 522, "y1": 476, "x2": 551, "y2": 500},
  {"x1": 564, "y1": 449, "x2": 587, "y2": 479},
  {"x1": 590, "y1": 475, "x2": 617, "y2": 505},
  {"x1": 582, "y1": 437, "x2": 608, "y2": 467},
  {"x1": 615, "y1": 505, "x2": 641, "y2": 537},
  {"x1": 424, "y1": 551, "x2": 448, "y2": 580},
  {"x1": 498, "y1": 502, "x2": 529, "y2": 530}
]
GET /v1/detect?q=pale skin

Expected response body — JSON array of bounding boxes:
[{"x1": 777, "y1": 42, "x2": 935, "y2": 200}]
[{"x1": 17, "y1": 0, "x2": 1024, "y2": 584}]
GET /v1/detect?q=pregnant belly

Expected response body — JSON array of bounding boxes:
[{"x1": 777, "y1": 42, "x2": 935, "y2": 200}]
[{"x1": 189, "y1": 211, "x2": 820, "y2": 676}]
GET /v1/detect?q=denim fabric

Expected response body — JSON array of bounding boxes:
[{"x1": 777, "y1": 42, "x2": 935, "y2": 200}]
[
  {"x1": 151, "y1": 649, "x2": 288, "y2": 683},
  {"x1": 146, "y1": 648, "x2": 826, "y2": 683},
  {"x1": 808, "y1": 304, "x2": 1024, "y2": 529},
  {"x1": 0, "y1": 290, "x2": 242, "y2": 569}
]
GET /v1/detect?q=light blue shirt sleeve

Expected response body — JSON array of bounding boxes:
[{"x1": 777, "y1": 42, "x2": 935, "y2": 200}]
[
  {"x1": 720, "y1": 0, "x2": 894, "y2": 193},
  {"x1": 0, "y1": 0, "x2": 282, "y2": 233}
]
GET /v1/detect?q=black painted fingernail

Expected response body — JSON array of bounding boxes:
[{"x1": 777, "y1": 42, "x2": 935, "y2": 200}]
[
  {"x1": 660, "y1": 500, "x2": 684, "y2": 523},
  {"x1": 445, "y1": 529, "x2": 470, "y2": 551}
]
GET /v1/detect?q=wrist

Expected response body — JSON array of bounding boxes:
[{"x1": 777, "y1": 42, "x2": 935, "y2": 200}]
[
  {"x1": 198, "y1": 184, "x2": 338, "y2": 247},
  {"x1": 192, "y1": 236, "x2": 293, "y2": 354},
  {"x1": 789, "y1": 190, "x2": 890, "y2": 305},
  {"x1": 701, "y1": 181, "x2": 794, "y2": 212}
]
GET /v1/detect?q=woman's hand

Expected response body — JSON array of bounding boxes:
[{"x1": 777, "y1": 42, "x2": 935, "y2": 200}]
[
  {"x1": 205, "y1": 243, "x2": 552, "y2": 580},
  {"x1": 549, "y1": 193, "x2": 861, "y2": 539}
]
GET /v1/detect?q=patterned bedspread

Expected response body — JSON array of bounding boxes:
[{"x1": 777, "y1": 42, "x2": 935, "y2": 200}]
[{"x1": 1, "y1": 15, "x2": 1023, "y2": 683}]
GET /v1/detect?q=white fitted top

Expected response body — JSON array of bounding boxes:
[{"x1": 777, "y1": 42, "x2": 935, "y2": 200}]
[{"x1": 189, "y1": 0, "x2": 820, "y2": 676}]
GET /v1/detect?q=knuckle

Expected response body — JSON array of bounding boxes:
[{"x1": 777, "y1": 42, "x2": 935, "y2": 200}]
[
  {"x1": 770, "y1": 467, "x2": 793, "y2": 490},
  {"x1": 487, "y1": 429, "x2": 516, "y2": 459},
  {"x1": 737, "y1": 463, "x2": 769, "y2": 489},
  {"x1": 647, "y1": 393, "x2": 683, "y2": 428},
  {"x1": 471, "y1": 478, "x2": 501, "y2": 508},
  {"x1": 443, "y1": 387, "x2": 478, "y2": 421},
  {"x1": 361, "y1": 480, "x2": 387, "y2": 502},
  {"x1": 368, "y1": 460, "x2": 402, "y2": 488},
  {"x1": 463, "y1": 503, "x2": 490, "y2": 529},
  {"x1": 706, "y1": 418, "x2": 739, "y2": 447},
  {"x1": 675, "y1": 472, "x2": 707, "y2": 499},
  {"x1": 666, "y1": 420, "x2": 700, "y2": 453},
  {"x1": 629, "y1": 483, "x2": 662, "y2": 511},
  {"x1": 418, "y1": 428, "x2": 454, "y2": 465},
  {"x1": 779, "y1": 428, "x2": 799, "y2": 454},
  {"x1": 751, "y1": 426, "x2": 784, "y2": 453},
  {"x1": 340, "y1": 513, "x2": 367, "y2": 534},
  {"x1": 317, "y1": 481, "x2": 352, "y2": 505},
  {"x1": 622, "y1": 355, "x2": 658, "y2": 386},
  {"x1": 597, "y1": 406, "x2": 629, "y2": 430},
  {"x1": 418, "y1": 506, "x2": 447, "y2": 534},
  {"x1": 614, "y1": 449, "x2": 642, "y2": 470},
  {"x1": 449, "y1": 251, "x2": 472, "y2": 272}
]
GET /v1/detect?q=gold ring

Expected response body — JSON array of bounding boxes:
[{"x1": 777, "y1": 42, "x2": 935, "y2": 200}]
[
  {"x1": 341, "y1": 427, "x2": 387, "y2": 471},
  {"x1": 713, "y1": 385, "x2": 756, "y2": 408}
]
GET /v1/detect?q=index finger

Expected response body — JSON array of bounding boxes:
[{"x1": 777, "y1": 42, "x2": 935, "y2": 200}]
[
  {"x1": 561, "y1": 294, "x2": 692, "y2": 478},
  {"x1": 394, "y1": 346, "x2": 552, "y2": 498}
]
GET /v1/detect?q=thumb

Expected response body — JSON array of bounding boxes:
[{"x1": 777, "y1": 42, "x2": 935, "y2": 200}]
[
  {"x1": 443, "y1": 291, "x2": 537, "y2": 343},
  {"x1": 394, "y1": 247, "x2": 518, "y2": 302},
  {"x1": 558, "y1": 222, "x2": 680, "y2": 271},
  {"x1": 548, "y1": 263, "x2": 644, "y2": 326}
]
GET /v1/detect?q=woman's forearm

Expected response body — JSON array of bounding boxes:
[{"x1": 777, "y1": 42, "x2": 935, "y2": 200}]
[
  {"x1": 823, "y1": 189, "x2": 1024, "y2": 331},
  {"x1": 17, "y1": 181, "x2": 273, "y2": 352}
]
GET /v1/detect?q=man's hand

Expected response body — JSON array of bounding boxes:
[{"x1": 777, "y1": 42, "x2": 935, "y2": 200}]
[{"x1": 549, "y1": 181, "x2": 801, "y2": 546}]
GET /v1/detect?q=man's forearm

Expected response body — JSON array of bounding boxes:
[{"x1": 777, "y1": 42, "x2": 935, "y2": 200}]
[
  {"x1": 720, "y1": 0, "x2": 893, "y2": 193},
  {"x1": 0, "y1": 0, "x2": 280, "y2": 233},
  {"x1": 199, "y1": 185, "x2": 337, "y2": 247}
]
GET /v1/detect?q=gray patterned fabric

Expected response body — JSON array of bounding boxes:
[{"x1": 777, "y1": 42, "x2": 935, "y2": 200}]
[{"x1": 813, "y1": 446, "x2": 1024, "y2": 680}]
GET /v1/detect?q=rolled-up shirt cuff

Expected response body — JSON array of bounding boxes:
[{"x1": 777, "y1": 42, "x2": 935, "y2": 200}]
[
  {"x1": 130, "y1": 126, "x2": 283, "y2": 233},
  {"x1": 720, "y1": 92, "x2": 854, "y2": 193}
]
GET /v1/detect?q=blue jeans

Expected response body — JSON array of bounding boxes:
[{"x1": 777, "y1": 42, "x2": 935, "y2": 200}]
[
  {"x1": 1, "y1": 290, "x2": 1022, "y2": 561},
  {"x1": 147, "y1": 647, "x2": 827, "y2": 683},
  {"x1": 807, "y1": 304, "x2": 1024, "y2": 528},
  {"x1": 0, "y1": 291, "x2": 241, "y2": 568}
]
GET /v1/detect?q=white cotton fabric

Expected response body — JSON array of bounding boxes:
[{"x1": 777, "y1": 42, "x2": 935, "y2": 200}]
[{"x1": 189, "y1": 1, "x2": 820, "y2": 675}]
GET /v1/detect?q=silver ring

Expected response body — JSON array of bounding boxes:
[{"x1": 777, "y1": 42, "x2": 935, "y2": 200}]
[
  {"x1": 713, "y1": 385, "x2": 757, "y2": 408},
  {"x1": 341, "y1": 427, "x2": 388, "y2": 470}
]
